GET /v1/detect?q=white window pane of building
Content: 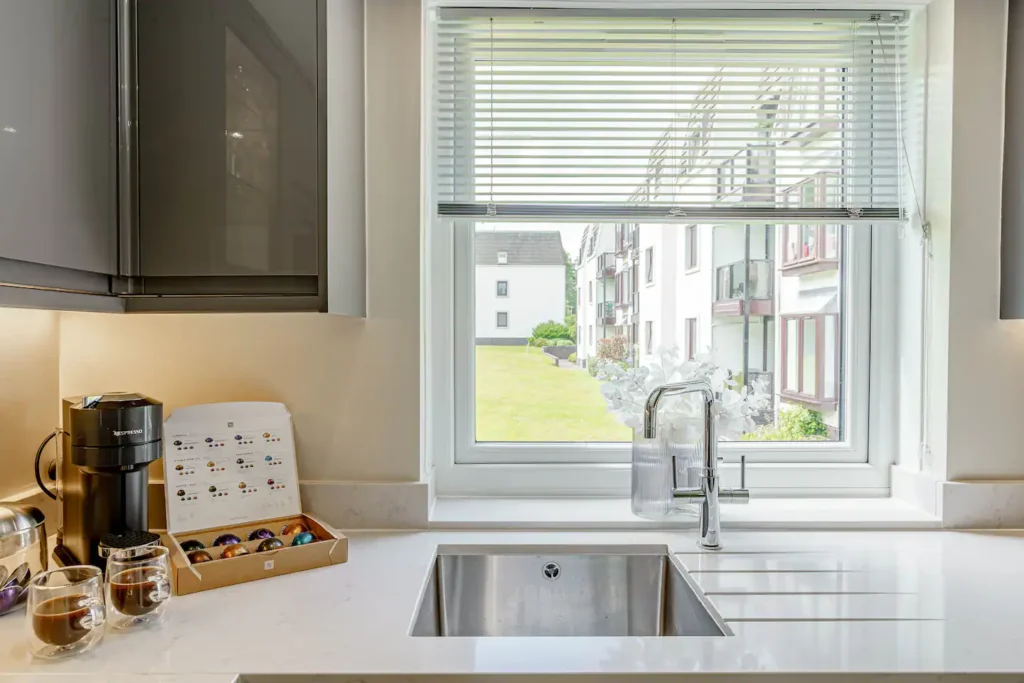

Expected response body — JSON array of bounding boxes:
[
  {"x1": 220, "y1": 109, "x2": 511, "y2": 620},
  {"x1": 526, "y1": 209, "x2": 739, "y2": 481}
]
[
  {"x1": 824, "y1": 315, "x2": 837, "y2": 402},
  {"x1": 786, "y1": 318, "x2": 799, "y2": 393},
  {"x1": 802, "y1": 317, "x2": 817, "y2": 396}
]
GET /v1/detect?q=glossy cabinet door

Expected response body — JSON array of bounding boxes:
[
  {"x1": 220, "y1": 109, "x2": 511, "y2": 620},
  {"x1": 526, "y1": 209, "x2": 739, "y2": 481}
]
[
  {"x1": 0, "y1": 0, "x2": 117, "y2": 288},
  {"x1": 135, "y1": 0, "x2": 321, "y2": 285}
]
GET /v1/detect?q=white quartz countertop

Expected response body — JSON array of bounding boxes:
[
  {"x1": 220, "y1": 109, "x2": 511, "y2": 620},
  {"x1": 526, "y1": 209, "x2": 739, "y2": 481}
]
[{"x1": 2, "y1": 529, "x2": 1024, "y2": 680}]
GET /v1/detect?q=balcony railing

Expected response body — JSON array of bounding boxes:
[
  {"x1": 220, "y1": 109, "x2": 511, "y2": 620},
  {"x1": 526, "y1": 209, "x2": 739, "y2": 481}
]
[
  {"x1": 596, "y1": 252, "x2": 616, "y2": 277},
  {"x1": 595, "y1": 301, "x2": 615, "y2": 324},
  {"x1": 713, "y1": 259, "x2": 775, "y2": 317}
]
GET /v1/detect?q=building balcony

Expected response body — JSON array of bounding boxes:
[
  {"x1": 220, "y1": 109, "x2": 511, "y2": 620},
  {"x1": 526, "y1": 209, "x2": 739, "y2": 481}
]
[
  {"x1": 596, "y1": 252, "x2": 616, "y2": 277},
  {"x1": 595, "y1": 301, "x2": 615, "y2": 325},
  {"x1": 713, "y1": 259, "x2": 775, "y2": 317}
]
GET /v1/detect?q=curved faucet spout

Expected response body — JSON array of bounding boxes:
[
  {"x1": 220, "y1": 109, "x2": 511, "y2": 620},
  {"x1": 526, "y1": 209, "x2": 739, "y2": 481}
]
[{"x1": 642, "y1": 380, "x2": 715, "y2": 440}]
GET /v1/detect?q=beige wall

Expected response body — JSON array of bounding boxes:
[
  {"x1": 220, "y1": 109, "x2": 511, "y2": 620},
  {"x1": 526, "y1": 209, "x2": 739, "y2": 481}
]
[
  {"x1": 59, "y1": 313, "x2": 419, "y2": 483},
  {"x1": 0, "y1": 309, "x2": 60, "y2": 499}
]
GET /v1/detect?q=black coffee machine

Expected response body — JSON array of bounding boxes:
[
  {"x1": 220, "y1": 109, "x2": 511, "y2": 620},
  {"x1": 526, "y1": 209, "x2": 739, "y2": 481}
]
[{"x1": 36, "y1": 394, "x2": 163, "y2": 568}]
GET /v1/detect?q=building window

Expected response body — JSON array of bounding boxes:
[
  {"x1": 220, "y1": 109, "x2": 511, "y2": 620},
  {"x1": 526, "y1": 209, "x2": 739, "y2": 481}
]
[
  {"x1": 645, "y1": 247, "x2": 654, "y2": 284},
  {"x1": 685, "y1": 225, "x2": 699, "y2": 271},
  {"x1": 588, "y1": 281, "x2": 593, "y2": 303},
  {"x1": 781, "y1": 175, "x2": 841, "y2": 274},
  {"x1": 588, "y1": 325, "x2": 593, "y2": 344},
  {"x1": 781, "y1": 314, "x2": 839, "y2": 407},
  {"x1": 496, "y1": 311, "x2": 508, "y2": 328},
  {"x1": 645, "y1": 320, "x2": 654, "y2": 354},
  {"x1": 496, "y1": 280, "x2": 508, "y2": 297},
  {"x1": 685, "y1": 318, "x2": 697, "y2": 360},
  {"x1": 497, "y1": 251, "x2": 508, "y2": 265}
]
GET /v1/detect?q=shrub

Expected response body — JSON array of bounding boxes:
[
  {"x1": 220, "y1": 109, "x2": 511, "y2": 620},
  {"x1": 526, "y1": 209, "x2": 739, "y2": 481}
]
[
  {"x1": 597, "y1": 336, "x2": 628, "y2": 362},
  {"x1": 551, "y1": 338, "x2": 574, "y2": 347},
  {"x1": 588, "y1": 362, "x2": 599, "y2": 377},
  {"x1": 742, "y1": 406, "x2": 829, "y2": 441},
  {"x1": 568, "y1": 352, "x2": 577, "y2": 363},
  {"x1": 531, "y1": 320, "x2": 574, "y2": 342},
  {"x1": 529, "y1": 337, "x2": 550, "y2": 348}
]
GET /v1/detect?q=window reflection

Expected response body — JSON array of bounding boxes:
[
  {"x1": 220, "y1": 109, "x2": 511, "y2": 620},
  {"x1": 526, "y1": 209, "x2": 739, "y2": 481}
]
[{"x1": 225, "y1": 27, "x2": 278, "y2": 272}]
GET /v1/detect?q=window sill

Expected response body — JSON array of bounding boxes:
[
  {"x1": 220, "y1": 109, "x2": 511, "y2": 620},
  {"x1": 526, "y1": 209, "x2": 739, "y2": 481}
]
[{"x1": 429, "y1": 496, "x2": 941, "y2": 530}]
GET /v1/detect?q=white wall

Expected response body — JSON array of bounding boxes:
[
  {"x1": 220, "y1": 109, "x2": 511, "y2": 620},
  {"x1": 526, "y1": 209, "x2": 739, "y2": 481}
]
[
  {"x1": 929, "y1": 0, "x2": 1024, "y2": 481},
  {"x1": 475, "y1": 265, "x2": 565, "y2": 340}
]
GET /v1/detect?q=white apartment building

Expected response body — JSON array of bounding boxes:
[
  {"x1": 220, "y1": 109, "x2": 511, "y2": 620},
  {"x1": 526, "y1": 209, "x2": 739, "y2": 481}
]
[
  {"x1": 575, "y1": 68, "x2": 843, "y2": 434},
  {"x1": 475, "y1": 231, "x2": 566, "y2": 344}
]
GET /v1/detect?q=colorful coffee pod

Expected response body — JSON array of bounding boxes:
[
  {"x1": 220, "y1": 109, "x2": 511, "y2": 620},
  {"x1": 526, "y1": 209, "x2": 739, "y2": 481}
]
[
  {"x1": 280, "y1": 522, "x2": 308, "y2": 536},
  {"x1": 291, "y1": 531, "x2": 316, "y2": 546},
  {"x1": 188, "y1": 550, "x2": 214, "y2": 564},
  {"x1": 220, "y1": 544, "x2": 251, "y2": 559},
  {"x1": 248, "y1": 528, "x2": 275, "y2": 541},
  {"x1": 180, "y1": 539, "x2": 205, "y2": 552},
  {"x1": 257, "y1": 538, "x2": 285, "y2": 552},
  {"x1": 212, "y1": 533, "x2": 242, "y2": 547}
]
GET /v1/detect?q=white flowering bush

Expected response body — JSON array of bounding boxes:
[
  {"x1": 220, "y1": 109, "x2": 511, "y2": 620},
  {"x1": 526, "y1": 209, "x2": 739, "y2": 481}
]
[{"x1": 596, "y1": 346, "x2": 771, "y2": 443}]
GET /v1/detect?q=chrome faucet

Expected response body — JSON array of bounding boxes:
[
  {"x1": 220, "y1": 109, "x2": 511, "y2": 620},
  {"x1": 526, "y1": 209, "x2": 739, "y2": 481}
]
[{"x1": 643, "y1": 380, "x2": 749, "y2": 550}]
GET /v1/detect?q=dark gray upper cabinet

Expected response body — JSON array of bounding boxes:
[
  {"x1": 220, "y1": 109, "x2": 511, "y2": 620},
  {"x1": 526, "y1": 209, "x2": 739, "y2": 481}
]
[
  {"x1": 0, "y1": 0, "x2": 365, "y2": 315},
  {"x1": 0, "y1": 0, "x2": 119, "y2": 306},
  {"x1": 135, "y1": 0, "x2": 320, "y2": 281},
  {"x1": 1005, "y1": 0, "x2": 1024, "y2": 319}
]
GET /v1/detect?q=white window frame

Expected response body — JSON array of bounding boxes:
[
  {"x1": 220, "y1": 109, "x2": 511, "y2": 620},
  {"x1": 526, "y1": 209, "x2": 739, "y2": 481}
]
[
  {"x1": 423, "y1": 6, "x2": 903, "y2": 498},
  {"x1": 645, "y1": 247, "x2": 654, "y2": 284},
  {"x1": 497, "y1": 251, "x2": 507, "y2": 265},
  {"x1": 645, "y1": 320, "x2": 654, "y2": 354},
  {"x1": 496, "y1": 280, "x2": 508, "y2": 297},
  {"x1": 428, "y1": 220, "x2": 896, "y2": 497},
  {"x1": 496, "y1": 311, "x2": 508, "y2": 328}
]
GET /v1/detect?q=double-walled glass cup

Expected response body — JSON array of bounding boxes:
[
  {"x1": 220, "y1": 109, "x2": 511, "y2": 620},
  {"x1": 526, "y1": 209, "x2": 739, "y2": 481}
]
[
  {"x1": 26, "y1": 566, "x2": 105, "y2": 659},
  {"x1": 105, "y1": 546, "x2": 171, "y2": 629}
]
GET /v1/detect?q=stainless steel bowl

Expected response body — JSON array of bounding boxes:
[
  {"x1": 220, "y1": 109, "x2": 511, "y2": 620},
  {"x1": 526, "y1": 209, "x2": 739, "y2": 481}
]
[{"x1": 0, "y1": 503, "x2": 47, "y2": 616}]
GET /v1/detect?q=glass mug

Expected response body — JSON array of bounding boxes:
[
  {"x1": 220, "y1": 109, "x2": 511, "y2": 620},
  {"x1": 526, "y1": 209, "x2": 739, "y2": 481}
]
[
  {"x1": 105, "y1": 546, "x2": 172, "y2": 629},
  {"x1": 26, "y1": 566, "x2": 105, "y2": 659}
]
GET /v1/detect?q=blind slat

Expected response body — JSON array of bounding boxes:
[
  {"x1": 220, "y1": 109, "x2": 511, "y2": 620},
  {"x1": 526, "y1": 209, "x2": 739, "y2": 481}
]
[{"x1": 432, "y1": 10, "x2": 906, "y2": 222}]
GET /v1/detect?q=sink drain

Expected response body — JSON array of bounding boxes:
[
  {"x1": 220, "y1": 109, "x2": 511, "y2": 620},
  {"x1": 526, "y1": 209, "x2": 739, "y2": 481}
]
[{"x1": 542, "y1": 562, "x2": 560, "y2": 580}]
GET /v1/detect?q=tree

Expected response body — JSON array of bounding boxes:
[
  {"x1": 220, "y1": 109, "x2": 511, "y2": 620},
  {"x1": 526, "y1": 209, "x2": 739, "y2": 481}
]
[{"x1": 564, "y1": 250, "x2": 577, "y2": 318}]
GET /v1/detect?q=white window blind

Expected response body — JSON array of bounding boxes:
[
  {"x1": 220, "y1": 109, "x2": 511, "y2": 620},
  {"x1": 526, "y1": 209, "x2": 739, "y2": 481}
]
[{"x1": 433, "y1": 9, "x2": 907, "y2": 222}]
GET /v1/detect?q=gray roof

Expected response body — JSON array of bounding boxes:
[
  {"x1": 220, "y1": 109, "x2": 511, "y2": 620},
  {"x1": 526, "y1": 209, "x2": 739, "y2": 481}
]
[{"x1": 475, "y1": 231, "x2": 565, "y2": 266}]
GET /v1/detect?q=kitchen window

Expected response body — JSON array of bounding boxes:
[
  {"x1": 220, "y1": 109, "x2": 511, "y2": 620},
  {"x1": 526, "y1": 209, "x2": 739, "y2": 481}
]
[
  {"x1": 496, "y1": 281, "x2": 507, "y2": 297},
  {"x1": 430, "y1": 7, "x2": 907, "y2": 495}
]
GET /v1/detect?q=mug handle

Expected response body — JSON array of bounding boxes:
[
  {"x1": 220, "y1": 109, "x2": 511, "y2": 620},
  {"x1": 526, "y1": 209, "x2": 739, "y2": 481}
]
[{"x1": 77, "y1": 597, "x2": 105, "y2": 630}]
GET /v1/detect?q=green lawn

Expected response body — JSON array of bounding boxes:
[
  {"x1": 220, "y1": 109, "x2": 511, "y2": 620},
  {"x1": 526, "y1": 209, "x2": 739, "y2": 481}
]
[{"x1": 475, "y1": 345, "x2": 631, "y2": 442}]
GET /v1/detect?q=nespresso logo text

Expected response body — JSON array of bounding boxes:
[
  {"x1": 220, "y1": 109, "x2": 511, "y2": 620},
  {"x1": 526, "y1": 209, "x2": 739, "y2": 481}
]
[{"x1": 113, "y1": 429, "x2": 143, "y2": 436}]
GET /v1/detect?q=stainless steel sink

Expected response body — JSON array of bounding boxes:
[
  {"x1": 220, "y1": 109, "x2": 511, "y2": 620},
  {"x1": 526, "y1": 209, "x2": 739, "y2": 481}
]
[{"x1": 411, "y1": 545, "x2": 729, "y2": 637}]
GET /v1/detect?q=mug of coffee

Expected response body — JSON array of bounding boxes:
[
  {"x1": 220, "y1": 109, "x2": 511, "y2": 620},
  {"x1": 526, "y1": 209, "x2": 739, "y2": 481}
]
[
  {"x1": 105, "y1": 545, "x2": 171, "y2": 629},
  {"x1": 26, "y1": 566, "x2": 105, "y2": 659}
]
